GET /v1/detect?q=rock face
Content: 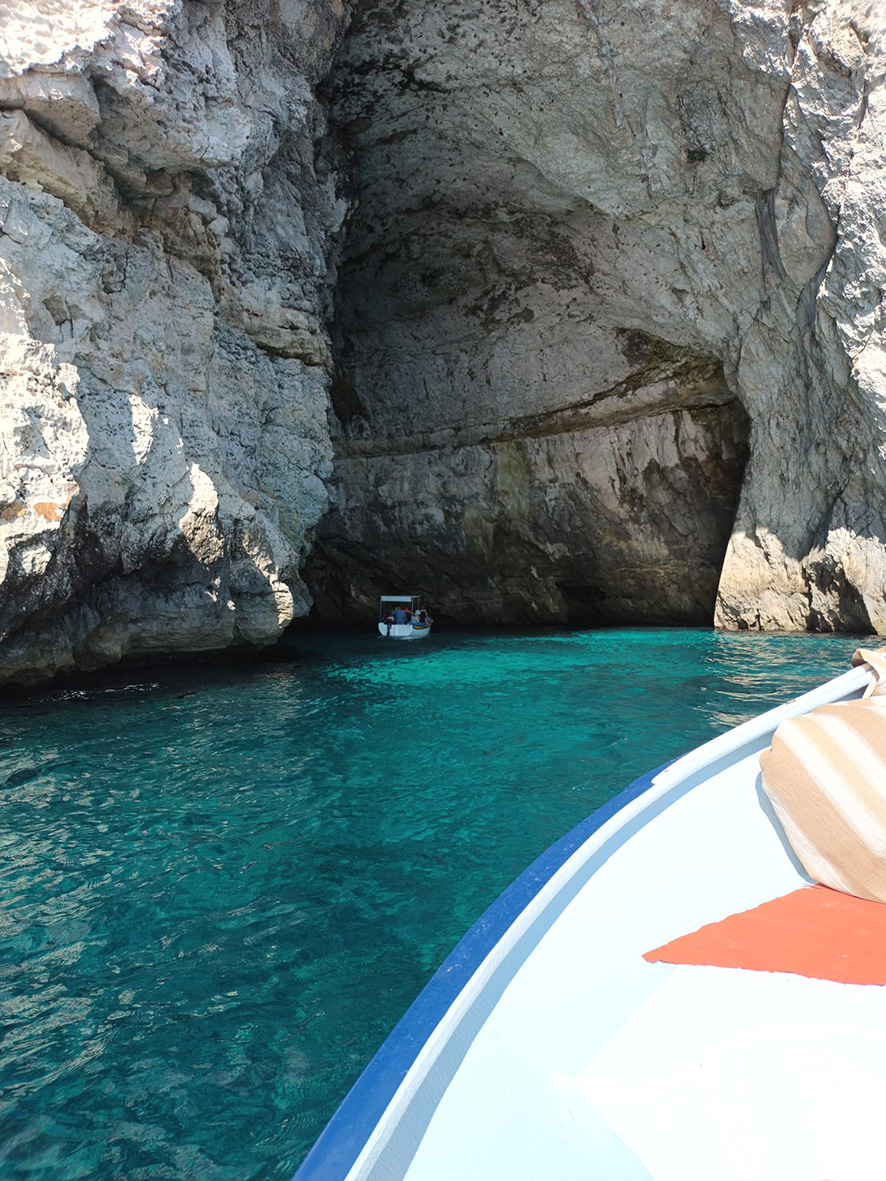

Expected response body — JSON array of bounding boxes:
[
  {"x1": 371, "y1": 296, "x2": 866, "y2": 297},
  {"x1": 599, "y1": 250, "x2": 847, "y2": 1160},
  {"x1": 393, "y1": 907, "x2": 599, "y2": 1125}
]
[
  {"x1": 312, "y1": 338, "x2": 750, "y2": 624},
  {"x1": 308, "y1": 0, "x2": 886, "y2": 632},
  {"x1": 2, "y1": 0, "x2": 886, "y2": 682},
  {"x1": 0, "y1": 0, "x2": 349, "y2": 682}
]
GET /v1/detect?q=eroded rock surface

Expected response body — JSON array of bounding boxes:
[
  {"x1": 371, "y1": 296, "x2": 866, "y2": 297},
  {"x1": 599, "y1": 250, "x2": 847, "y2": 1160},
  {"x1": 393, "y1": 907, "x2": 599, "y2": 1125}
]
[
  {"x1": 309, "y1": 0, "x2": 886, "y2": 631},
  {"x1": 3, "y1": 0, "x2": 886, "y2": 683},
  {"x1": 0, "y1": 0, "x2": 348, "y2": 682},
  {"x1": 313, "y1": 334, "x2": 749, "y2": 624}
]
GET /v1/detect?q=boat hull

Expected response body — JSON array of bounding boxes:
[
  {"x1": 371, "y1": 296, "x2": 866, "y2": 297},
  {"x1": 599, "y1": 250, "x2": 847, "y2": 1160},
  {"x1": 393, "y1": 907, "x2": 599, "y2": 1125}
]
[
  {"x1": 378, "y1": 622, "x2": 431, "y2": 640},
  {"x1": 294, "y1": 662, "x2": 874, "y2": 1181}
]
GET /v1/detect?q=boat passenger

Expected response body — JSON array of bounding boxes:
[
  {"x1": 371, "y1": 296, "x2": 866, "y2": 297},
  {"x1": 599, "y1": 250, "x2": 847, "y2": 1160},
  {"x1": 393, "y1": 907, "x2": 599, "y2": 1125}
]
[
  {"x1": 418, "y1": 607, "x2": 428, "y2": 624},
  {"x1": 393, "y1": 606, "x2": 406, "y2": 625}
]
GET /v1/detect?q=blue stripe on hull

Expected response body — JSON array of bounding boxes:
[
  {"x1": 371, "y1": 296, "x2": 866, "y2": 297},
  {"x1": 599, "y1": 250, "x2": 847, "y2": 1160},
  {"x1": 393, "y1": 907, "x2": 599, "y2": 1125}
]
[{"x1": 293, "y1": 759, "x2": 673, "y2": 1180}]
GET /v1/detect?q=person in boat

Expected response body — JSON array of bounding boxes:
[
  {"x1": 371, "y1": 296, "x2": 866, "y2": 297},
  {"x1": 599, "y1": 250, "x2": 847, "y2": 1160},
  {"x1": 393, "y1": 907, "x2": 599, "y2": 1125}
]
[
  {"x1": 417, "y1": 607, "x2": 429, "y2": 625},
  {"x1": 393, "y1": 606, "x2": 406, "y2": 625},
  {"x1": 404, "y1": 607, "x2": 413, "y2": 623}
]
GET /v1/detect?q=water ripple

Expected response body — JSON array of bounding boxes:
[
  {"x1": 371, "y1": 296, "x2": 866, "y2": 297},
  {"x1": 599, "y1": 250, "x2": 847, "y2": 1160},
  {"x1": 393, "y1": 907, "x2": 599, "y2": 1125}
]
[{"x1": 0, "y1": 627, "x2": 864, "y2": 1178}]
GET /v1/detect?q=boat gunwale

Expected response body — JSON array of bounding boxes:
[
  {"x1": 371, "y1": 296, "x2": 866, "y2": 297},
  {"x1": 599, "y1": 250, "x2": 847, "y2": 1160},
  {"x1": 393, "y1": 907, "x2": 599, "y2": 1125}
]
[
  {"x1": 292, "y1": 762, "x2": 671, "y2": 1181},
  {"x1": 291, "y1": 661, "x2": 870, "y2": 1181}
]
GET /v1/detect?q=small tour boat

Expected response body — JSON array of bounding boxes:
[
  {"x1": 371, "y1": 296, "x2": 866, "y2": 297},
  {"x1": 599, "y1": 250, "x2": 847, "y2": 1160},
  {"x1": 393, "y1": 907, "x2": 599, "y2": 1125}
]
[
  {"x1": 378, "y1": 595, "x2": 432, "y2": 640},
  {"x1": 294, "y1": 650, "x2": 886, "y2": 1180}
]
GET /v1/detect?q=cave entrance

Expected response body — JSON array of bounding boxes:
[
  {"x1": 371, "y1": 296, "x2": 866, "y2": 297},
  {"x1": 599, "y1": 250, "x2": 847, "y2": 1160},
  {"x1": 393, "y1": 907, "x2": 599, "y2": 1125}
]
[
  {"x1": 305, "y1": 352, "x2": 750, "y2": 626},
  {"x1": 306, "y1": 0, "x2": 755, "y2": 626}
]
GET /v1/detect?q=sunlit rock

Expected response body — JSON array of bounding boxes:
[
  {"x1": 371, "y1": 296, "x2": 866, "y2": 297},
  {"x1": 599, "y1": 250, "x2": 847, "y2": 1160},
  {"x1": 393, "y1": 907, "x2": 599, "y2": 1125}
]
[
  {"x1": 2, "y1": 0, "x2": 886, "y2": 685},
  {"x1": 0, "y1": 0, "x2": 347, "y2": 682}
]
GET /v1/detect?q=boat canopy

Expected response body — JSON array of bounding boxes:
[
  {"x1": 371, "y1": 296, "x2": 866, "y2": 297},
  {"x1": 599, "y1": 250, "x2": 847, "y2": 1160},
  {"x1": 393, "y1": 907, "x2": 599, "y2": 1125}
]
[{"x1": 379, "y1": 594, "x2": 423, "y2": 621}]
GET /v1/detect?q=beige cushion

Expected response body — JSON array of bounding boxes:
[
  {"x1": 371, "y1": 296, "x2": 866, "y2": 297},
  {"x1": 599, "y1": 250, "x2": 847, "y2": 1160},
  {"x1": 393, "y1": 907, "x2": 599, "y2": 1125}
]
[
  {"x1": 851, "y1": 646, "x2": 886, "y2": 696},
  {"x1": 760, "y1": 694, "x2": 886, "y2": 903}
]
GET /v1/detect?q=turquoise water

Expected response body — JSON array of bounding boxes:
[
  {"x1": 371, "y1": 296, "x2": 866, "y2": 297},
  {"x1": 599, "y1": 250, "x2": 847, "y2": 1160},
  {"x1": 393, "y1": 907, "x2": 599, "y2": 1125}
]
[{"x1": 0, "y1": 627, "x2": 867, "y2": 1179}]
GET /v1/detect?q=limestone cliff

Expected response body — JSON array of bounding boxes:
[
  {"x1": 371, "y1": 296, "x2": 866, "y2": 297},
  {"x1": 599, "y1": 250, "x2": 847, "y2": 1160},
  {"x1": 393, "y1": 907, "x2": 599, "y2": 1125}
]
[
  {"x1": 308, "y1": 0, "x2": 886, "y2": 632},
  {"x1": 0, "y1": 0, "x2": 349, "y2": 682},
  {"x1": 2, "y1": 0, "x2": 886, "y2": 684}
]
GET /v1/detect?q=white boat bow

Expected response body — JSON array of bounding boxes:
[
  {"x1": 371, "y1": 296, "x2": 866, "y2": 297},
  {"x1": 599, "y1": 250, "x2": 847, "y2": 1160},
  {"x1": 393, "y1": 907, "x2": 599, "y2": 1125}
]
[{"x1": 294, "y1": 660, "x2": 880, "y2": 1181}]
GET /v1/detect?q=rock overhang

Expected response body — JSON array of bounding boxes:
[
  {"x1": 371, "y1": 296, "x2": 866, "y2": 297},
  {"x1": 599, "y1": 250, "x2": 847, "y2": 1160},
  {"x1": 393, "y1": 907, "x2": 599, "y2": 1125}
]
[{"x1": 304, "y1": 0, "x2": 886, "y2": 633}]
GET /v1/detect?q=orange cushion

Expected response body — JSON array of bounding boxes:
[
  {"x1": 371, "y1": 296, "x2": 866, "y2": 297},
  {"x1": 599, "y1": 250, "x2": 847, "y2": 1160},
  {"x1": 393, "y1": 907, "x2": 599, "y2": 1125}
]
[{"x1": 644, "y1": 884, "x2": 886, "y2": 985}]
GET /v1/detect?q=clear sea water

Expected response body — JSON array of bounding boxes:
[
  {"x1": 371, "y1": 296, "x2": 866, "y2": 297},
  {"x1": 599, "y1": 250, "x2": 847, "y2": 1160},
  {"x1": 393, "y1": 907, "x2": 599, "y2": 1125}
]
[{"x1": 0, "y1": 626, "x2": 868, "y2": 1179}]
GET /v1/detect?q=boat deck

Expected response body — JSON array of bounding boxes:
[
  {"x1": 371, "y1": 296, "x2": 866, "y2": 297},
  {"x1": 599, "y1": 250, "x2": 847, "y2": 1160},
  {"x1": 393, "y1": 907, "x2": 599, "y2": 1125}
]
[
  {"x1": 403, "y1": 744, "x2": 886, "y2": 1180},
  {"x1": 302, "y1": 665, "x2": 883, "y2": 1181}
]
